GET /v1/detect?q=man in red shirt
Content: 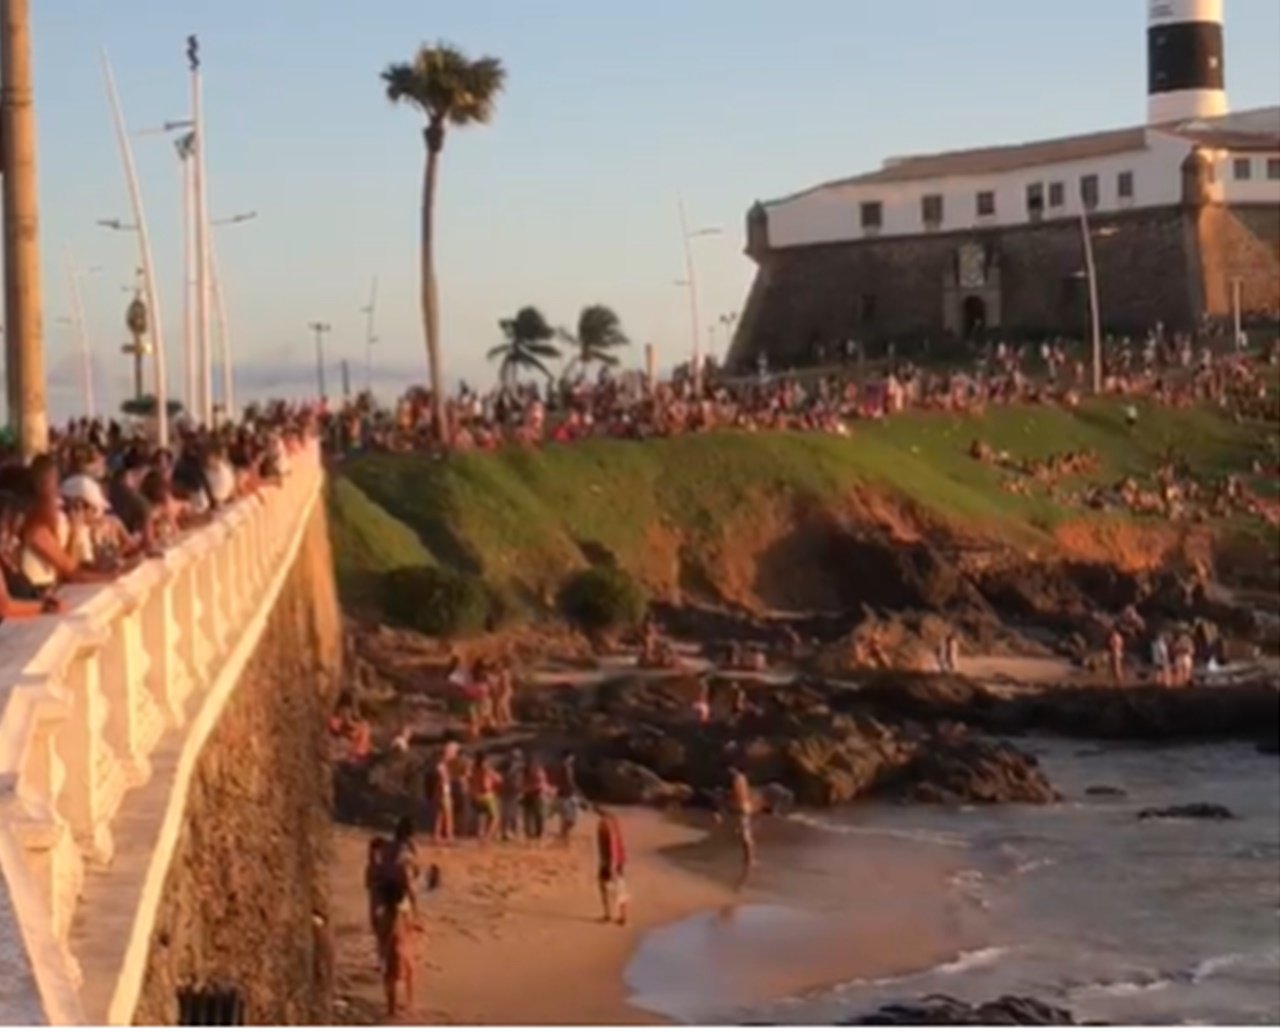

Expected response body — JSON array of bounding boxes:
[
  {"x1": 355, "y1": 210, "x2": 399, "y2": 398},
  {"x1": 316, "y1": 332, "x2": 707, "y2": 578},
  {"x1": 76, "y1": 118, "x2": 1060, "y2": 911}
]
[{"x1": 596, "y1": 807, "x2": 628, "y2": 926}]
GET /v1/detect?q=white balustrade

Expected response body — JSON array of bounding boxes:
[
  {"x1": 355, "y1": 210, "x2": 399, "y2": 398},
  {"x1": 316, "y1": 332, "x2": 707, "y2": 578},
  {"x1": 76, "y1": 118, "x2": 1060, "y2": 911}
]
[{"x1": 0, "y1": 440, "x2": 323, "y2": 1025}]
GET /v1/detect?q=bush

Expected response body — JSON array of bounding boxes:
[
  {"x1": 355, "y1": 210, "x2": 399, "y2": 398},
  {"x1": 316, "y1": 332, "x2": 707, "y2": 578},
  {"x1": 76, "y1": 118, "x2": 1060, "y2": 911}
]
[
  {"x1": 558, "y1": 565, "x2": 647, "y2": 634},
  {"x1": 382, "y1": 566, "x2": 491, "y2": 638}
]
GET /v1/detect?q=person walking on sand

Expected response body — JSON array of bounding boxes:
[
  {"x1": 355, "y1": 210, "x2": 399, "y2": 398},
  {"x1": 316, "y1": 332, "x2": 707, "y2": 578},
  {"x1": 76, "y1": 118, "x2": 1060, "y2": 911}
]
[
  {"x1": 728, "y1": 766, "x2": 756, "y2": 890},
  {"x1": 364, "y1": 836, "x2": 389, "y2": 962},
  {"x1": 431, "y1": 742, "x2": 459, "y2": 843},
  {"x1": 1107, "y1": 626, "x2": 1126, "y2": 684},
  {"x1": 596, "y1": 807, "x2": 629, "y2": 926},
  {"x1": 371, "y1": 818, "x2": 419, "y2": 967},
  {"x1": 382, "y1": 882, "x2": 418, "y2": 1018}
]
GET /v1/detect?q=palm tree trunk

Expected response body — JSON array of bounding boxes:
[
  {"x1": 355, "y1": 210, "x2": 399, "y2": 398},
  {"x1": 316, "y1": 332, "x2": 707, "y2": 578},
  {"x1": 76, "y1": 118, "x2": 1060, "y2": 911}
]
[
  {"x1": 421, "y1": 123, "x2": 445, "y2": 440},
  {"x1": 2, "y1": 0, "x2": 48, "y2": 458}
]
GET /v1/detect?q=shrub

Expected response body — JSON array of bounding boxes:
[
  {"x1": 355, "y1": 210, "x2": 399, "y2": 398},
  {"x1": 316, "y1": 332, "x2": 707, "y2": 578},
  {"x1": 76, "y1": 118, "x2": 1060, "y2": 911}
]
[
  {"x1": 382, "y1": 566, "x2": 491, "y2": 638},
  {"x1": 558, "y1": 565, "x2": 647, "y2": 633}
]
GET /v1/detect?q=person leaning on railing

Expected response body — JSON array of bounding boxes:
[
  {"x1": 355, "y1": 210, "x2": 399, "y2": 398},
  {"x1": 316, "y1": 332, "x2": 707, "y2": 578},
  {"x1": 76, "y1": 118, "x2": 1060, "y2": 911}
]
[{"x1": 0, "y1": 490, "x2": 63, "y2": 622}]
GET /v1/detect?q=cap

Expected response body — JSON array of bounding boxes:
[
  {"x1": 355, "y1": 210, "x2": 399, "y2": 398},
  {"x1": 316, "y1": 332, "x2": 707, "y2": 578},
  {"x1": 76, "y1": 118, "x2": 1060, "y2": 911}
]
[{"x1": 60, "y1": 474, "x2": 109, "y2": 517}]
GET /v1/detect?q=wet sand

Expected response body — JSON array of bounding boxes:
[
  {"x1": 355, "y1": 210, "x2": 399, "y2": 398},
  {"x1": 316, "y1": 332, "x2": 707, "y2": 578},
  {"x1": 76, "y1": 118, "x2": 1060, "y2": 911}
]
[{"x1": 329, "y1": 809, "x2": 976, "y2": 1025}]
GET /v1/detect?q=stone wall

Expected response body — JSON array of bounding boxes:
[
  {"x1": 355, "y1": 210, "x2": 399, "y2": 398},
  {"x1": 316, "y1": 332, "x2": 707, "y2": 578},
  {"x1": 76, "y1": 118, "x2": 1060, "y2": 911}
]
[
  {"x1": 727, "y1": 201, "x2": 1278, "y2": 371},
  {"x1": 1196, "y1": 203, "x2": 1280, "y2": 317},
  {"x1": 130, "y1": 505, "x2": 342, "y2": 1025}
]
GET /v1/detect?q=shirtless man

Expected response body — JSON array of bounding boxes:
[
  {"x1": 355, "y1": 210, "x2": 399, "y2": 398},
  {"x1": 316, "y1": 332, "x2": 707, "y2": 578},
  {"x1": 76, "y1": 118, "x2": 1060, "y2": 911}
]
[
  {"x1": 596, "y1": 807, "x2": 629, "y2": 925},
  {"x1": 728, "y1": 766, "x2": 756, "y2": 889}
]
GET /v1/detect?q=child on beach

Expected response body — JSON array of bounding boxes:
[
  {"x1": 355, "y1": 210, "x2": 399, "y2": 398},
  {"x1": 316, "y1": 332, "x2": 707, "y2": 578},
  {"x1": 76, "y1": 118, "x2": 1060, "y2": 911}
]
[{"x1": 471, "y1": 750, "x2": 501, "y2": 841}]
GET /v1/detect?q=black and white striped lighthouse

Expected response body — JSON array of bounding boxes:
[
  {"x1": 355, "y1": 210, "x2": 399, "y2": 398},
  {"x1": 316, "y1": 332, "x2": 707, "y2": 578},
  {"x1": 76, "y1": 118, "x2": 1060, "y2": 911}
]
[{"x1": 1148, "y1": 0, "x2": 1228, "y2": 123}]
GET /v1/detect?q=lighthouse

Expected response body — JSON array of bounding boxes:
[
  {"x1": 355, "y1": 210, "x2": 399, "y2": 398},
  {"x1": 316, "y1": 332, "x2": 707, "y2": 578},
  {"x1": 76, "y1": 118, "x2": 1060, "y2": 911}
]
[{"x1": 1148, "y1": 0, "x2": 1228, "y2": 124}]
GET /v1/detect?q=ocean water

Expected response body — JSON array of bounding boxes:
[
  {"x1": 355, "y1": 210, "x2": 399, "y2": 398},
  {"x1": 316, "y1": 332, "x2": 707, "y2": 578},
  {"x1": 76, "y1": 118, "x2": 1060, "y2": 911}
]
[{"x1": 636, "y1": 740, "x2": 1280, "y2": 1025}]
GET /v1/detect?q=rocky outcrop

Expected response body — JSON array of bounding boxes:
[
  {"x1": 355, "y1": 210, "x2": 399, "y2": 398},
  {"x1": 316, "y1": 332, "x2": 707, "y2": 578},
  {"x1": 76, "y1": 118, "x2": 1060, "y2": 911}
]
[
  {"x1": 571, "y1": 676, "x2": 1060, "y2": 808},
  {"x1": 844, "y1": 994, "x2": 1079, "y2": 1026},
  {"x1": 850, "y1": 672, "x2": 1280, "y2": 742}
]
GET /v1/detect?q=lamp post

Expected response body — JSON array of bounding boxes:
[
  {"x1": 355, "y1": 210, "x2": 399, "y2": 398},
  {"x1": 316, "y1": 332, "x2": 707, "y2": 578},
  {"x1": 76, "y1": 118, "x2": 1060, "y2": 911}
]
[
  {"x1": 308, "y1": 321, "x2": 331, "y2": 401},
  {"x1": 1076, "y1": 210, "x2": 1119, "y2": 395},
  {"x1": 64, "y1": 251, "x2": 101, "y2": 418},
  {"x1": 101, "y1": 53, "x2": 170, "y2": 444},
  {"x1": 209, "y1": 210, "x2": 257, "y2": 423},
  {"x1": 677, "y1": 197, "x2": 721, "y2": 397}
]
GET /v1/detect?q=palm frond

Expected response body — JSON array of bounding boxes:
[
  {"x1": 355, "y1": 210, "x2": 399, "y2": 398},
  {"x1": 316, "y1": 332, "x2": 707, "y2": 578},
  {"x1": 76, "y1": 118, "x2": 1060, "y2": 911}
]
[{"x1": 384, "y1": 43, "x2": 506, "y2": 127}]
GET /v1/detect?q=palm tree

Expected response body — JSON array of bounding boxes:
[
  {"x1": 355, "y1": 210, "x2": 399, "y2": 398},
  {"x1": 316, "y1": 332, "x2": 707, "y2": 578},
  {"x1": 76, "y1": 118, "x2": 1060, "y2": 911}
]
[
  {"x1": 562, "y1": 304, "x2": 629, "y2": 379},
  {"x1": 382, "y1": 43, "x2": 506, "y2": 434},
  {"x1": 488, "y1": 307, "x2": 562, "y2": 386}
]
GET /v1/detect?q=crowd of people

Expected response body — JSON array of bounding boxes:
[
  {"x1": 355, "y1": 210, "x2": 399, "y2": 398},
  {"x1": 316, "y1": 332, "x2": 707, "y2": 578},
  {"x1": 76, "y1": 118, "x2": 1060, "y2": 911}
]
[
  {"x1": 317, "y1": 331, "x2": 1280, "y2": 460},
  {"x1": 0, "y1": 404, "x2": 313, "y2": 627}
]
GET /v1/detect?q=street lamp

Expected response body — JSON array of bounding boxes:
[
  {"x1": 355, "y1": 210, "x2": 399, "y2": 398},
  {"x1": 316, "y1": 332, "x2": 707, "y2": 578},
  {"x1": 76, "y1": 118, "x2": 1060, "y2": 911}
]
[
  {"x1": 64, "y1": 252, "x2": 101, "y2": 418},
  {"x1": 208, "y1": 210, "x2": 258, "y2": 422},
  {"x1": 101, "y1": 52, "x2": 170, "y2": 444},
  {"x1": 308, "y1": 321, "x2": 332, "y2": 401},
  {"x1": 677, "y1": 197, "x2": 721, "y2": 396},
  {"x1": 1076, "y1": 209, "x2": 1119, "y2": 394}
]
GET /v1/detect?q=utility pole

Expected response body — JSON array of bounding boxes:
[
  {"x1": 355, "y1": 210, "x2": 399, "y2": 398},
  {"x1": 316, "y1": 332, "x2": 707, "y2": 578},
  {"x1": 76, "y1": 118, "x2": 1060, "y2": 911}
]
[
  {"x1": 209, "y1": 211, "x2": 256, "y2": 424},
  {"x1": 2, "y1": 0, "x2": 48, "y2": 457},
  {"x1": 189, "y1": 35, "x2": 213, "y2": 426},
  {"x1": 309, "y1": 321, "x2": 331, "y2": 400},
  {"x1": 176, "y1": 131, "x2": 196, "y2": 410},
  {"x1": 341, "y1": 359, "x2": 351, "y2": 401}
]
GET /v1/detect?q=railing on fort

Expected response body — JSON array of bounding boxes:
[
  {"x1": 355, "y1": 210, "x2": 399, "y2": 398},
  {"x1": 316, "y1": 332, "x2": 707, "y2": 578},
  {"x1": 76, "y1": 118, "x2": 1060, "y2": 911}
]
[{"x1": 0, "y1": 439, "x2": 324, "y2": 1025}]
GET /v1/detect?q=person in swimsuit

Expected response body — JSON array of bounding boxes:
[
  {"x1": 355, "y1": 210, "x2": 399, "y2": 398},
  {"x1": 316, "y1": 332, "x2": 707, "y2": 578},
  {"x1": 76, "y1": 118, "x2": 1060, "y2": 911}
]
[
  {"x1": 431, "y1": 742, "x2": 459, "y2": 843},
  {"x1": 728, "y1": 766, "x2": 756, "y2": 890},
  {"x1": 596, "y1": 807, "x2": 629, "y2": 925},
  {"x1": 692, "y1": 681, "x2": 711, "y2": 724},
  {"x1": 499, "y1": 749, "x2": 524, "y2": 842},
  {"x1": 470, "y1": 750, "x2": 501, "y2": 841},
  {"x1": 491, "y1": 660, "x2": 516, "y2": 731}
]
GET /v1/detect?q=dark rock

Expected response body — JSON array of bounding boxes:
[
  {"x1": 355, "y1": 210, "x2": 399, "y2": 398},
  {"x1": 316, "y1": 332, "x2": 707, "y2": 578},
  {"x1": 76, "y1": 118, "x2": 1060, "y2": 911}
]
[
  {"x1": 1085, "y1": 785, "x2": 1127, "y2": 798},
  {"x1": 589, "y1": 758, "x2": 693, "y2": 806},
  {"x1": 843, "y1": 993, "x2": 1079, "y2": 1026},
  {"x1": 1137, "y1": 802, "x2": 1237, "y2": 821},
  {"x1": 897, "y1": 734, "x2": 1061, "y2": 805}
]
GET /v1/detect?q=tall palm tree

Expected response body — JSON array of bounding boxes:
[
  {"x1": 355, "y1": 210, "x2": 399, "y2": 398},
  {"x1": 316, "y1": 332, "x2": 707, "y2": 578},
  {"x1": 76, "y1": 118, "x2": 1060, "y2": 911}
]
[
  {"x1": 382, "y1": 43, "x2": 506, "y2": 434},
  {"x1": 562, "y1": 304, "x2": 629, "y2": 378},
  {"x1": 488, "y1": 306, "x2": 562, "y2": 387}
]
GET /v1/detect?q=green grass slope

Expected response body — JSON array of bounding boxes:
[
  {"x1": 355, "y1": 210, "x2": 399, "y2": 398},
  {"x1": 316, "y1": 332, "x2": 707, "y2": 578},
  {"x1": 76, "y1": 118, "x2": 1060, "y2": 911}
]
[{"x1": 330, "y1": 400, "x2": 1275, "y2": 612}]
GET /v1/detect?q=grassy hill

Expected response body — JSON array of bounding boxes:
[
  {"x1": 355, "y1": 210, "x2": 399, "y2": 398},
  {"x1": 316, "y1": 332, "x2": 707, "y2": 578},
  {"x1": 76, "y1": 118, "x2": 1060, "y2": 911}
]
[{"x1": 330, "y1": 399, "x2": 1277, "y2": 618}]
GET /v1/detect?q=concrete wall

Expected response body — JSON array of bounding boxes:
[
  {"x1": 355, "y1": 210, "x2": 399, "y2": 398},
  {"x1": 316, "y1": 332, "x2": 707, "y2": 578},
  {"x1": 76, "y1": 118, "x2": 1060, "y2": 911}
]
[
  {"x1": 131, "y1": 506, "x2": 341, "y2": 1025},
  {"x1": 1196, "y1": 203, "x2": 1280, "y2": 316}
]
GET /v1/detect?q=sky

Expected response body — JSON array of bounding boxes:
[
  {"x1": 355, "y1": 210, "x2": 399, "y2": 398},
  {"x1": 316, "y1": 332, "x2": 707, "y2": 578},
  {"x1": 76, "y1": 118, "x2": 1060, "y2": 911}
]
[{"x1": 8, "y1": 0, "x2": 1280, "y2": 421}]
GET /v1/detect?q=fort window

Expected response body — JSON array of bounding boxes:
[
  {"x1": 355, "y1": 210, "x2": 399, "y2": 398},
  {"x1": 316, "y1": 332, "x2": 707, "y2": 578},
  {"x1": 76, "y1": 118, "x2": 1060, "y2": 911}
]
[
  {"x1": 1026, "y1": 183, "x2": 1045, "y2": 220},
  {"x1": 921, "y1": 194, "x2": 944, "y2": 227},
  {"x1": 1080, "y1": 174, "x2": 1100, "y2": 210},
  {"x1": 1267, "y1": 158, "x2": 1280, "y2": 180},
  {"x1": 1117, "y1": 171, "x2": 1134, "y2": 198},
  {"x1": 861, "y1": 201, "x2": 883, "y2": 229},
  {"x1": 976, "y1": 191, "x2": 996, "y2": 217},
  {"x1": 1233, "y1": 157, "x2": 1252, "y2": 180},
  {"x1": 1048, "y1": 182, "x2": 1065, "y2": 208}
]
